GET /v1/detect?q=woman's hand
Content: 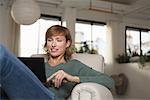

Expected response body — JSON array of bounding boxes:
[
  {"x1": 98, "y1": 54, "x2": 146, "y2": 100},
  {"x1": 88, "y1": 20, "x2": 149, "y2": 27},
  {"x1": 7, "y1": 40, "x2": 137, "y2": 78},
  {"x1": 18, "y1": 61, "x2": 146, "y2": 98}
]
[{"x1": 47, "y1": 70, "x2": 80, "y2": 88}]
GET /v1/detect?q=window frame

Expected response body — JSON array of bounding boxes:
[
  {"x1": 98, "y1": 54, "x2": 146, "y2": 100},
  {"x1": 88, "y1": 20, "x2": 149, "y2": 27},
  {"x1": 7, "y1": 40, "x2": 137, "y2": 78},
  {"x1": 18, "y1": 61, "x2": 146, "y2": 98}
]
[
  {"x1": 75, "y1": 19, "x2": 107, "y2": 60},
  {"x1": 41, "y1": 14, "x2": 62, "y2": 23},
  {"x1": 125, "y1": 26, "x2": 150, "y2": 56}
]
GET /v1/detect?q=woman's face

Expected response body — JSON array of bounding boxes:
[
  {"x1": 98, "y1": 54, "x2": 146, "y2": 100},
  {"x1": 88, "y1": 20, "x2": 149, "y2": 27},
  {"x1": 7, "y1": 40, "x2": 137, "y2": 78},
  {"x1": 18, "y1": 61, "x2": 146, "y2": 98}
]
[{"x1": 46, "y1": 35, "x2": 70, "y2": 57}]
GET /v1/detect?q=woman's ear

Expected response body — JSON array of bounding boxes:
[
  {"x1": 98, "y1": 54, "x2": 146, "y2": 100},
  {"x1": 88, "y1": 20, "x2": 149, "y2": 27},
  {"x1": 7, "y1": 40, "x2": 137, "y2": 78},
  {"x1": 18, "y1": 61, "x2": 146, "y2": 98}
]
[{"x1": 66, "y1": 40, "x2": 71, "y2": 48}]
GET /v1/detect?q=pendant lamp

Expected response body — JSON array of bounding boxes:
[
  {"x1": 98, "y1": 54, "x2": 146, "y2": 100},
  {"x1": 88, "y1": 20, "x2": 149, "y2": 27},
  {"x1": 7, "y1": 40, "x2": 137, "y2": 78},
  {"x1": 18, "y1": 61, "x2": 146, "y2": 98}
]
[{"x1": 11, "y1": 0, "x2": 41, "y2": 25}]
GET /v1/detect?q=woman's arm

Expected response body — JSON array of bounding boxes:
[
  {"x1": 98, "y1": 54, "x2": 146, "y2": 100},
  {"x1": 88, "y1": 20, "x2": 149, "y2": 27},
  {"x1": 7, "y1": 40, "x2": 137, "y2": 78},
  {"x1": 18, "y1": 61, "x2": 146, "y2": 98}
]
[
  {"x1": 46, "y1": 59, "x2": 114, "y2": 89},
  {"x1": 79, "y1": 67, "x2": 114, "y2": 89},
  {"x1": 72, "y1": 60, "x2": 115, "y2": 89}
]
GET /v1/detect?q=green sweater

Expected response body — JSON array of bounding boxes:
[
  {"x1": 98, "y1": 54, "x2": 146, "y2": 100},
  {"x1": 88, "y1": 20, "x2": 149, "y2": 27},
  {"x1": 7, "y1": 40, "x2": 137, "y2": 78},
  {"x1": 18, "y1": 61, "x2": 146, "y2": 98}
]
[{"x1": 45, "y1": 59, "x2": 114, "y2": 100}]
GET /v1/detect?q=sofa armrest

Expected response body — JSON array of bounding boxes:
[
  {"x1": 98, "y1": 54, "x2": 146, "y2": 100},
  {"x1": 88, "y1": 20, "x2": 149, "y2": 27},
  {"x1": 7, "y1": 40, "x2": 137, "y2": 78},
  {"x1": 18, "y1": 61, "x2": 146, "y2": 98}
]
[{"x1": 70, "y1": 83, "x2": 113, "y2": 100}]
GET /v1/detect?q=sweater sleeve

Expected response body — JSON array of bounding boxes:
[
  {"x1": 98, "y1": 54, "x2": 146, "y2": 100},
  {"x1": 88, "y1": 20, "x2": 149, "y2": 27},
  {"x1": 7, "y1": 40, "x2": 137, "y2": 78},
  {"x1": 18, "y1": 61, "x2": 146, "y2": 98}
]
[{"x1": 72, "y1": 60, "x2": 115, "y2": 89}]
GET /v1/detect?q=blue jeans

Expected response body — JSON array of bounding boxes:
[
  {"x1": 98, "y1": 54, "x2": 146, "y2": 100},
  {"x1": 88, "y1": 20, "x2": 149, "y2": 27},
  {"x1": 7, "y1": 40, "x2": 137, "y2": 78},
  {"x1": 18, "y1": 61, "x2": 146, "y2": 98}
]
[{"x1": 0, "y1": 44, "x2": 55, "y2": 100}]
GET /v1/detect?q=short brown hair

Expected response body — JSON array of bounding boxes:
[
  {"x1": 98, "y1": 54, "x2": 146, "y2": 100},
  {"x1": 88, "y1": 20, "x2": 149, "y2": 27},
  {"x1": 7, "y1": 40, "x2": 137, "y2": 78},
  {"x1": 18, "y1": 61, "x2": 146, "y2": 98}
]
[{"x1": 44, "y1": 25, "x2": 73, "y2": 61}]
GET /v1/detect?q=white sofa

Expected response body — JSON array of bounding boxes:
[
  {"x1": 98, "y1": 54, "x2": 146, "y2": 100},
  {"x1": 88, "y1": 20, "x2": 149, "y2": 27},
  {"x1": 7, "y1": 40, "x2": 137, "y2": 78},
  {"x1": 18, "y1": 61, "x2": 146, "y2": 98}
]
[{"x1": 32, "y1": 53, "x2": 113, "y2": 100}]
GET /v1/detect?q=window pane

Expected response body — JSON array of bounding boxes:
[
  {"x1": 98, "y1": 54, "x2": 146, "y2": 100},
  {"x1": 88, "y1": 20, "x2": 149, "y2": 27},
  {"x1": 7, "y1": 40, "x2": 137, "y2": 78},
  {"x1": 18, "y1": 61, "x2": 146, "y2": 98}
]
[
  {"x1": 20, "y1": 22, "x2": 39, "y2": 57},
  {"x1": 126, "y1": 30, "x2": 140, "y2": 55},
  {"x1": 75, "y1": 23, "x2": 91, "y2": 51},
  {"x1": 20, "y1": 18, "x2": 61, "y2": 57},
  {"x1": 141, "y1": 31, "x2": 150, "y2": 54},
  {"x1": 92, "y1": 24, "x2": 107, "y2": 57}
]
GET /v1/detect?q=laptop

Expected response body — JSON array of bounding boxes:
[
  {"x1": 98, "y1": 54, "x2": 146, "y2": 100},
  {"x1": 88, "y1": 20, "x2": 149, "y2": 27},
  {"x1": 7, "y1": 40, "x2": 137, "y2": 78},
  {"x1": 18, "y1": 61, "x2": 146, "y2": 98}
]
[{"x1": 18, "y1": 57, "x2": 47, "y2": 83}]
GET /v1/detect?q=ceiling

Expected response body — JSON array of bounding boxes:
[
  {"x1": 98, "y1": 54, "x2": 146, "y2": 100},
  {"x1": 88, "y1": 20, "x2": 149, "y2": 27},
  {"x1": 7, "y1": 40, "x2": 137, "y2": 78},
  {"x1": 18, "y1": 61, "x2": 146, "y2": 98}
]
[
  {"x1": 1, "y1": 0, "x2": 150, "y2": 20},
  {"x1": 37, "y1": 0, "x2": 150, "y2": 20}
]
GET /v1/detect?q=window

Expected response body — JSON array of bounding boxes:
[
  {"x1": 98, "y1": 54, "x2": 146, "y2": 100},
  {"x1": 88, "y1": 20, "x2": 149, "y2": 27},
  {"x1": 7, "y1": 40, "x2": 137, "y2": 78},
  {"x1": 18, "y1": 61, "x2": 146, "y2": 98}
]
[
  {"x1": 126, "y1": 26, "x2": 150, "y2": 56},
  {"x1": 20, "y1": 15, "x2": 61, "y2": 57},
  {"x1": 75, "y1": 19, "x2": 107, "y2": 59}
]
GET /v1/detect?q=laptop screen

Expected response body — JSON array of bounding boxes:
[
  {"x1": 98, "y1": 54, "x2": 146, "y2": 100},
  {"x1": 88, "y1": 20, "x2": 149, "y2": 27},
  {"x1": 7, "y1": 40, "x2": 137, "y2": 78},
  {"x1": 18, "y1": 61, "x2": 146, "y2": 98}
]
[{"x1": 18, "y1": 57, "x2": 46, "y2": 83}]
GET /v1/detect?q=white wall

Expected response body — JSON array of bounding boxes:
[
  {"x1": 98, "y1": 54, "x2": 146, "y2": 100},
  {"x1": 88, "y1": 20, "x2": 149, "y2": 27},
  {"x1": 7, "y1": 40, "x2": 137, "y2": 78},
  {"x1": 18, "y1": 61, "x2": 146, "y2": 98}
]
[
  {"x1": 115, "y1": 63, "x2": 150, "y2": 99},
  {"x1": 0, "y1": 3, "x2": 150, "y2": 99},
  {"x1": 0, "y1": 6, "x2": 14, "y2": 51}
]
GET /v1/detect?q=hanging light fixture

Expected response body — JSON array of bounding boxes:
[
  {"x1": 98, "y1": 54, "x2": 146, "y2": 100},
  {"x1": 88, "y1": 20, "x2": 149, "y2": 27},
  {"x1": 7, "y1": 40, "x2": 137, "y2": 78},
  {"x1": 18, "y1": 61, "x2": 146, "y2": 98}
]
[{"x1": 11, "y1": 0, "x2": 41, "y2": 25}]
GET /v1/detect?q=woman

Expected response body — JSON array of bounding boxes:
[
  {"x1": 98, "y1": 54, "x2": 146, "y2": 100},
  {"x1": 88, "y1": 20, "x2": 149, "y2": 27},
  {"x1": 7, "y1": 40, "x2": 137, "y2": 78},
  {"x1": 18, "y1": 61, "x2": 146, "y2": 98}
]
[{"x1": 44, "y1": 25, "x2": 114, "y2": 99}]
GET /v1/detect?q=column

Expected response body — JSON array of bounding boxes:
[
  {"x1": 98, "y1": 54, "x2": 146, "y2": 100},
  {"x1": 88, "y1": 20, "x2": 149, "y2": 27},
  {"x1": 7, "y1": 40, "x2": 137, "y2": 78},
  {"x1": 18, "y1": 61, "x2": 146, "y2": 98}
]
[{"x1": 62, "y1": 7, "x2": 76, "y2": 45}]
